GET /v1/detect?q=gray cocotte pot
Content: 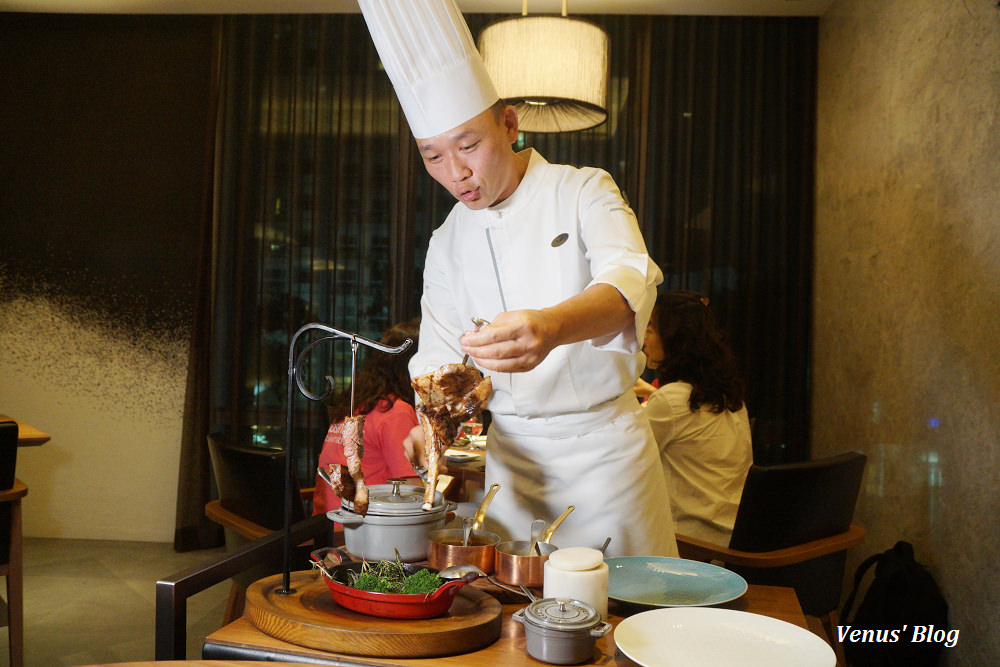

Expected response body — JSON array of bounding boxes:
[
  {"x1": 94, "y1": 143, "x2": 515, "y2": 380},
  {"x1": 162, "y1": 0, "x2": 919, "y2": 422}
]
[
  {"x1": 326, "y1": 479, "x2": 455, "y2": 562},
  {"x1": 512, "y1": 597, "x2": 612, "y2": 665}
]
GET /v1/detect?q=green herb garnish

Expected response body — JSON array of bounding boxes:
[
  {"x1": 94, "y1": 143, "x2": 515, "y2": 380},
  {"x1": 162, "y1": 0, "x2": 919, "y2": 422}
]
[
  {"x1": 346, "y1": 552, "x2": 444, "y2": 595},
  {"x1": 401, "y1": 568, "x2": 444, "y2": 595}
]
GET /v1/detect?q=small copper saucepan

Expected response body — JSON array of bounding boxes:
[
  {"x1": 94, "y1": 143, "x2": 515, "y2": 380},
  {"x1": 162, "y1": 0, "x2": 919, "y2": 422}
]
[
  {"x1": 493, "y1": 540, "x2": 558, "y2": 587},
  {"x1": 427, "y1": 526, "x2": 502, "y2": 574}
]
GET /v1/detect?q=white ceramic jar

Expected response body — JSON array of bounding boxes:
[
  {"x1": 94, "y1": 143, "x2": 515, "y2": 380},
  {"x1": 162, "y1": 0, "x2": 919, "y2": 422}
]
[{"x1": 543, "y1": 546, "x2": 609, "y2": 620}]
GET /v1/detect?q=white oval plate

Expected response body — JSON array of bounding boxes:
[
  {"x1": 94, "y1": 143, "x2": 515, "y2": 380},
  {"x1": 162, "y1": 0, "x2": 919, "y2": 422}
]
[
  {"x1": 444, "y1": 449, "x2": 479, "y2": 462},
  {"x1": 614, "y1": 607, "x2": 836, "y2": 667}
]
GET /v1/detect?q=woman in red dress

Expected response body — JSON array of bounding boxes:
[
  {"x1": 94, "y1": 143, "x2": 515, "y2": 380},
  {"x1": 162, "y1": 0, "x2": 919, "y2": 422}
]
[{"x1": 312, "y1": 319, "x2": 422, "y2": 515}]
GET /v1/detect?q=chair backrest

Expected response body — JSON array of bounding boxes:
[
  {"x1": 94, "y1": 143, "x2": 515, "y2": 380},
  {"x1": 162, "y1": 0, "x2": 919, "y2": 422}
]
[
  {"x1": 0, "y1": 421, "x2": 19, "y2": 562},
  {"x1": 0, "y1": 421, "x2": 18, "y2": 490},
  {"x1": 207, "y1": 432, "x2": 305, "y2": 532},
  {"x1": 727, "y1": 450, "x2": 867, "y2": 616},
  {"x1": 729, "y1": 450, "x2": 867, "y2": 552}
]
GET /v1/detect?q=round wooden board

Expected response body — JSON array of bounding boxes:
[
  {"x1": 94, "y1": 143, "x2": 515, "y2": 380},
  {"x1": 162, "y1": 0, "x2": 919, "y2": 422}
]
[{"x1": 245, "y1": 571, "x2": 503, "y2": 658}]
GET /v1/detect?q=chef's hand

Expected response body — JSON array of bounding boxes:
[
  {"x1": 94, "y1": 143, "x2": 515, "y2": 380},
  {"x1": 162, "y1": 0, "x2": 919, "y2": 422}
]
[
  {"x1": 460, "y1": 309, "x2": 557, "y2": 373},
  {"x1": 461, "y1": 284, "x2": 634, "y2": 373},
  {"x1": 402, "y1": 425, "x2": 448, "y2": 475},
  {"x1": 403, "y1": 425, "x2": 427, "y2": 468}
]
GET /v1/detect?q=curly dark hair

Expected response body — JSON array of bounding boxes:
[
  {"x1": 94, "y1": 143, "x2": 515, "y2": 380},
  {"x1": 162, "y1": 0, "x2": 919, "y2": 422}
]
[
  {"x1": 327, "y1": 318, "x2": 420, "y2": 423},
  {"x1": 650, "y1": 291, "x2": 744, "y2": 414}
]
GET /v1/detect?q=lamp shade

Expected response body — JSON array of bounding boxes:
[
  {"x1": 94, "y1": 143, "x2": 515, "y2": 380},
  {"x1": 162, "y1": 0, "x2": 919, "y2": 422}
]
[{"x1": 479, "y1": 15, "x2": 609, "y2": 133}]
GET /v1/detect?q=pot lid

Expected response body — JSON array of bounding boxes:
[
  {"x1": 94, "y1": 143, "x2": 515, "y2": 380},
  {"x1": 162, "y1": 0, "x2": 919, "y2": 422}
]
[
  {"x1": 548, "y1": 546, "x2": 604, "y2": 571},
  {"x1": 341, "y1": 479, "x2": 446, "y2": 516},
  {"x1": 524, "y1": 598, "x2": 600, "y2": 631}
]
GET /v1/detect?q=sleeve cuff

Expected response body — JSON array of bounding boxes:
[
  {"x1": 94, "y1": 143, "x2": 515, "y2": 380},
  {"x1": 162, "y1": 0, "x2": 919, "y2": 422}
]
[{"x1": 588, "y1": 257, "x2": 662, "y2": 353}]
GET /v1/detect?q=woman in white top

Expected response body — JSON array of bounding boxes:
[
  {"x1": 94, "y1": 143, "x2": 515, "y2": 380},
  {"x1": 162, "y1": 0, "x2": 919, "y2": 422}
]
[{"x1": 642, "y1": 291, "x2": 753, "y2": 546}]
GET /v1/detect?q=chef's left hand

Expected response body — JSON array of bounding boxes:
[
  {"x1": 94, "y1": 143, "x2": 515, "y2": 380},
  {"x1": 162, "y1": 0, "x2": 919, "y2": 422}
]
[{"x1": 460, "y1": 310, "x2": 557, "y2": 372}]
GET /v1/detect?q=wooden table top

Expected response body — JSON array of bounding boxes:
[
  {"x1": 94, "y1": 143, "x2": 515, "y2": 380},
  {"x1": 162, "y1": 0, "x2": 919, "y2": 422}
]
[
  {"x1": 204, "y1": 581, "x2": 809, "y2": 666},
  {"x1": 79, "y1": 662, "x2": 326, "y2": 667},
  {"x1": 0, "y1": 414, "x2": 50, "y2": 446}
]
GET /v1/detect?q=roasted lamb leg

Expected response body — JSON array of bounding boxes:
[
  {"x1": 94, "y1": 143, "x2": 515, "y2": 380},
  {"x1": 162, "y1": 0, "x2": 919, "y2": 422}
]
[
  {"x1": 411, "y1": 363, "x2": 492, "y2": 510},
  {"x1": 342, "y1": 414, "x2": 368, "y2": 515}
]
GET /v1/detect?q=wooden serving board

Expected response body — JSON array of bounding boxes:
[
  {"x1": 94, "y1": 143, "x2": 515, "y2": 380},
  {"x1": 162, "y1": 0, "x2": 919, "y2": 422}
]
[{"x1": 245, "y1": 571, "x2": 502, "y2": 658}]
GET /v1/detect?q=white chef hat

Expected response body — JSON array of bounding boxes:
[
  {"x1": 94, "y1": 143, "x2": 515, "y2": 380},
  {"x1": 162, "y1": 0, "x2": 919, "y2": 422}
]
[{"x1": 358, "y1": 0, "x2": 501, "y2": 140}]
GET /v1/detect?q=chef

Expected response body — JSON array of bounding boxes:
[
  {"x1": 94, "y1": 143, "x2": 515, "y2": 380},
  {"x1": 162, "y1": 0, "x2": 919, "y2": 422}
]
[{"x1": 358, "y1": 0, "x2": 677, "y2": 558}]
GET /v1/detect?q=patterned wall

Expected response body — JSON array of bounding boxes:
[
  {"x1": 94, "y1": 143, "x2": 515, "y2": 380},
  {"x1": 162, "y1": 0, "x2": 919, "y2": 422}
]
[
  {"x1": 0, "y1": 14, "x2": 215, "y2": 540},
  {"x1": 813, "y1": 1, "x2": 1000, "y2": 664}
]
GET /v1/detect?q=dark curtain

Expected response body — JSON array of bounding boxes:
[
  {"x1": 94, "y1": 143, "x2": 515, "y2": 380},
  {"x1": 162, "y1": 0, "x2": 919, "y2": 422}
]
[
  {"x1": 196, "y1": 13, "x2": 816, "y2": 501},
  {"x1": 205, "y1": 15, "x2": 442, "y2": 491},
  {"x1": 174, "y1": 20, "x2": 225, "y2": 552}
]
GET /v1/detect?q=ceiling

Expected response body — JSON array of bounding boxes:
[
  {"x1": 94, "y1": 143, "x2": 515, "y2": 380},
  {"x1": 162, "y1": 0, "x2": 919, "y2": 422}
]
[{"x1": 0, "y1": 0, "x2": 836, "y2": 16}]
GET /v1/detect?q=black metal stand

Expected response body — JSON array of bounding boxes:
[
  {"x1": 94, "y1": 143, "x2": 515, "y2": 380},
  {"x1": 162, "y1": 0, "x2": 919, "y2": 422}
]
[{"x1": 279, "y1": 323, "x2": 411, "y2": 594}]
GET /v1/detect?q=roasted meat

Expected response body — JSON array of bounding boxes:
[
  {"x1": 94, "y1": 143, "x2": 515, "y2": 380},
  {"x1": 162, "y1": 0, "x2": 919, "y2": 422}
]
[
  {"x1": 324, "y1": 463, "x2": 356, "y2": 500},
  {"x1": 342, "y1": 415, "x2": 368, "y2": 515},
  {"x1": 411, "y1": 363, "x2": 492, "y2": 510}
]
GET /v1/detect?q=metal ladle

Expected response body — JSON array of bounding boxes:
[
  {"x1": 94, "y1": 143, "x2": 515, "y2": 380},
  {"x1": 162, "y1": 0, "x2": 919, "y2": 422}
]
[
  {"x1": 538, "y1": 505, "x2": 575, "y2": 544},
  {"x1": 438, "y1": 563, "x2": 529, "y2": 599},
  {"x1": 526, "y1": 518, "x2": 547, "y2": 556},
  {"x1": 472, "y1": 483, "x2": 501, "y2": 532},
  {"x1": 462, "y1": 517, "x2": 474, "y2": 547},
  {"x1": 438, "y1": 563, "x2": 487, "y2": 580}
]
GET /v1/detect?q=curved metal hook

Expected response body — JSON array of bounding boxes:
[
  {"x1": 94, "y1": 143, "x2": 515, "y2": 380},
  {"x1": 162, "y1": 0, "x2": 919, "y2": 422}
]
[
  {"x1": 293, "y1": 322, "x2": 412, "y2": 356},
  {"x1": 279, "y1": 321, "x2": 413, "y2": 595},
  {"x1": 288, "y1": 323, "x2": 412, "y2": 403},
  {"x1": 293, "y1": 335, "x2": 338, "y2": 402}
]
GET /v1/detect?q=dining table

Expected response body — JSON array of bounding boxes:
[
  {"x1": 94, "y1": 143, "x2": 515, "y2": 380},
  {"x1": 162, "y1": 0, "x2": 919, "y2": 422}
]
[
  {"x1": 441, "y1": 439, "x2": 486, "y2": 491},
  {"x1": 0, "y1": 414, "x2": 51, "y2": 446},
  {"x1": 202, "y1": 573, "x2": 814, "y2": 666}
]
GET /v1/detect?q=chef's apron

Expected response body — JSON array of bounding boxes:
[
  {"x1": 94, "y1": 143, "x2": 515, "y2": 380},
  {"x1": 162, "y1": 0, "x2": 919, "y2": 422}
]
[{"x1": 481, "y1": 392, "x2": 678, "y2": 558}]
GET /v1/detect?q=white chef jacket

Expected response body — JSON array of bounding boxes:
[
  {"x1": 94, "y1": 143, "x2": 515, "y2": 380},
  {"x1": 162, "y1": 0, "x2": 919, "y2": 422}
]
[
  {"x1": 645, "y1": 381, "x2": 753, "y2": 546},
  {"x1": 410, "y1": 149, "x2": 677, "y2": 557}
]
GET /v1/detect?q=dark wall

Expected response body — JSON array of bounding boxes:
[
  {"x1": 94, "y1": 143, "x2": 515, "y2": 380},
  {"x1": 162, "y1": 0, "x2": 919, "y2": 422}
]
[{"x1": 0, "y1": 13, "x2": 216, "y2": 336}]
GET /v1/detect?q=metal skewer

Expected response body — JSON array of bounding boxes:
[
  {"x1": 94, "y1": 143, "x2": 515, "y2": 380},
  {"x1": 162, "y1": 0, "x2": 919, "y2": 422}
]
[{"x1": 461, "y1": 317, "x2": 490, "y2": 365}]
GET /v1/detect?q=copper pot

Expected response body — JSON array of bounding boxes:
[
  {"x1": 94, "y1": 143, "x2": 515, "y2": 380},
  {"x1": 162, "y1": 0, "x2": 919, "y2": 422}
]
[
  {"x1": 494, "y1": 540, "x2": 558, "y2": 587},
  {"x1": 427, "y1": 527, "x2": 501, "y2": 574}
]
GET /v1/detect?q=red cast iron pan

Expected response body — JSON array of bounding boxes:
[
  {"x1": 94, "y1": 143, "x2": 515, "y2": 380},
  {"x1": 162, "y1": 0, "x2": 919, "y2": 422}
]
[{"x1": 310, "y1": 547, "x2": 474, "y2": 620}]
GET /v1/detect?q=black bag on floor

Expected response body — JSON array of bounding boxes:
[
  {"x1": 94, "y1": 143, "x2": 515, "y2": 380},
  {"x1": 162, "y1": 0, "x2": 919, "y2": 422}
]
[{"x1": 840, "y1": 541, "x2": 949, "y2": 667}]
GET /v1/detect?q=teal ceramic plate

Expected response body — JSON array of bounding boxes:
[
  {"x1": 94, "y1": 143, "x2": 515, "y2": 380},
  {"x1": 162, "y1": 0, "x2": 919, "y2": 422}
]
[{"x1": 606, "y1": 556, "x2": 748, "y2": 607}]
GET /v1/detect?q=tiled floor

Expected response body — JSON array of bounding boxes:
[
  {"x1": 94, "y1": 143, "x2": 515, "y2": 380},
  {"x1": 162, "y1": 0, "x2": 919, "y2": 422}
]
[{"x1": 1, "y1": 537, "x2": 231, "y2": 666}]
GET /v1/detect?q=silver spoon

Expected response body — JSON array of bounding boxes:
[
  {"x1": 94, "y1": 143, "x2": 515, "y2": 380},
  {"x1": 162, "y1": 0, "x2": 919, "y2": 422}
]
[
  {"x1": 462, "y1": 517, "x2": 474, "y2": 547},
  {"x1": 438, "y1": 563, "x2": 487, "y2": 581}
]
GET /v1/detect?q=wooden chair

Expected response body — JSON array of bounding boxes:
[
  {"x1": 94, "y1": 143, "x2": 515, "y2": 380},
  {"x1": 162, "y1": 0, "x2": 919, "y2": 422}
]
[
  {"x1": 676, "y1": 450, "x2": 867, "y2": 662},
  {"x1": 0, "y1": 421, "x2": 25, "y2": 667},
  {"x1": 205, "y1": 432, "x2": 330, "y2": 624}
]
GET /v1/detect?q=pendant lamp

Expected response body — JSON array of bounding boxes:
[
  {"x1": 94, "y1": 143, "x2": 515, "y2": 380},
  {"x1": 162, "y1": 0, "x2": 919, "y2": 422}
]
[{"x1": 478, "y1": 0, "x2": 609, "y2": 133}]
